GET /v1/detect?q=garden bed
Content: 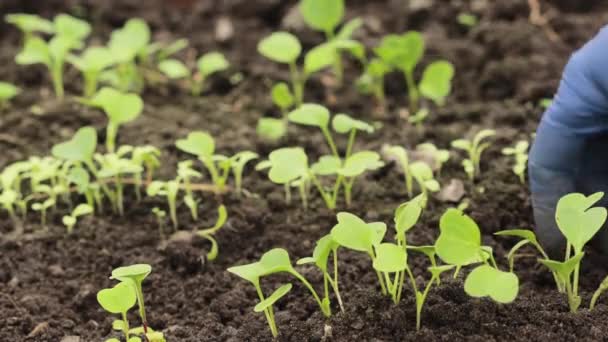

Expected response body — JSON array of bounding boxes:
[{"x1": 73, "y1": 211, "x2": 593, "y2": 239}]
[{"x1": 2, "y1": 0, "x2": 608, "y2": 341}]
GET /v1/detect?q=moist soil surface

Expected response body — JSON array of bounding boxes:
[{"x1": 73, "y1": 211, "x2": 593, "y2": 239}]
[{"x1": 2, "y1": 0, "x2": 608, "y2": 341}]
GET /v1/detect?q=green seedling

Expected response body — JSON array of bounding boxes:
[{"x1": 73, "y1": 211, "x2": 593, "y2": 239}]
[
  {"x1": 540, "y1": 98, "x2": 553, "y2": 109},
  {"x1": 502, "y1": 140, "x2": 529, "y2": 184},
  {"x1": 151, "y1": 207, "x2": 166, "y2": 239},
  {"x1": 591, "y1": 276, "x2": 608, "y2": 311},
  {"x1": 435, "y1": 208, "x2": 519, "y2": 304},
  {"x1": 5, "y1": 13, "x2": 54, "y2": 45},
  {"x1": 451, "y1": 129, "x2": 495, "y2": 180},
  {"x1": 457, "y1": 13, "x2": 478, "y2": 27},
  {"x1": 31, "y1": 198, "x2": 55, "y2": 226},
  {"x1": 330, "y1": 212, "x2": 388, "y2": 294},
  {"x1": 258, "y1": 32, "x2": 337, "y2": 106},
  {"x1": 62, "y1": 203, "x2": 93, "y2": 234},
  {"x1": 494, "y1": 229, "x2": 562, "y2": 292},
  {"x1": 131, "y1": 146, "x2": 161, "y2": 201},
  {"x1": 158, "y1": 52, "x2": 229, "y2": 96},
  {"x1": 14, "y1": 14, "x2": 91, "y2": 98},
  {"x1": 175, "y1": 131, "x2": 257, "y2": 194},
  {"x1": 538, "y1": 192, "x2": 607, "y2": 312},
  {"x1": 0, "y1": 82, "x2": 21, "y2": 108},
  {"x1": 147, "y1": 180, "x2": 180, "y2": 229},
  {"x1": 69, "y1": 47, "x2": 116, "y2": 97},
  {"x1": 106, "y1": 18, "x2": 150, "y2": 92},
  {"x1": 256, "y1": 82, "x2": 294, "y2": 141},
  {"x1": 299, "y1": 0, "x2": 364, "y2": 85},
  {"x1": 97, "y1": 282, "x2": 140, "y2": 342},
  {"x1": 356, "y1": 58, "x2": 390, "y2": 108},
  {"x1": 287, "y1": 104, "x2": 381, "y2": 208},
  {"x1": 297, "y1": 234, "x2": 344, "y2": 312},
  {"x1": 375, "y1": 32, "x2": 454, "y2": 115},
  {"x1": 383, "y1": 145, "x2": 439, "y2": 202},
  {"x1": 256, "y1": 147, "x2": 311, "y2": 208},
  {"x1": 96, "y1": 150, "x2": 144, "y2": 215},
  {"x1": 228, "y1": 248, "x2": 331, "y2": 337},
  {"x1": 177, "y1": 161, "x2": 202, "y2": 220},
  {"x1": 110, "y1": 264, "x2": 159, "y2": 339},
  {"x1": 416, "y1": 142, "x2": 450, "y2": 176},
  {"x1": 90, "y1": 87, "x2": 144, "y2": 153},
  {"x1": 196, "y1": 205, "x2": 228, "y2": 261}
]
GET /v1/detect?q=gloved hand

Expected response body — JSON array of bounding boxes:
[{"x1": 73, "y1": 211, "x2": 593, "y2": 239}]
[{"x1": 529, "y1": 25, "x2": 608, "y2": 257}]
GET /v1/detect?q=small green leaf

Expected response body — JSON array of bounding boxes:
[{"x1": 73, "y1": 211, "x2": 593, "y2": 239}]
[
  {"x1": 311, "y1": 155, "x2": 342, "y2": 175},
  {"x1": 258, "y1": 32, "x2": 301, "y2": 64},
  {"x1": 52, "y1": 126, "x2": 97, "y2": 162},
  {"x1": 197, "y1": 52, "x2": 229, "y2": 78},
  {"x1": 331, "y1": 212, "x2": 385, "y2": 253},
  {"x1": 256, "y1": 118, "x2": 287, "y2": 141},
  {"x1": 331, "y1": 113, "x2": 373, "y2": 134},
  {"x1": 69, "y1": 47, "x2": 115, "y2": 72},
  {"x1": 53, "y1": 14, "x2": 91, "y2": 41},
  {"x1": 394, "y1": 195, "x2": 424, "y2": 235},
  {"x1": 300, "y1": 0, "x2": 344, "y2": 33},
  {"x1": 16, "y1": 36, "x2": 50, "y2": 65},
  {"x1": 175, "y1": 131, "x2": 215, "y2": 157},
  {"x1": 296, "y1": 235, "x2": 337, "y2": 272},
  {"x1": 91, "y1": 88, "x2": 143, "y2": 125},
  {"x1": 375, "y1": 32, "x2": 424, "y2": 73},
  {"x1": 5, "y1": 13, "x2": 54, "y2": 34},
  {"x1": 227, "y1": 262, "x2": 264, "y2": 284},
  {"x1": 271, "y1": 82, "x2": 294, "y2": 110},
  {"x1": 435, "y1": 209, "x2": 482, "y2": 266},
  {"x1": 339, "y1": 151, "x2": 383, "y2": 177},
  {"x1": 304, "y1": 42, "x2": 336, "y2": 75},
  {"x1": 110, "y1": 264, "x2": 152, "y2": 284},
  {"x1": 539, "y1": 252, "x2": 585, "y2": 285},
  {"x1": 158, "y1": 59, "x2": 190, "y2": 79},
  {"x1": 259, "y1": 248, "x2": 294, "y2": 275},
  {"x1": 428, "y1": 264, "x2": 455, "y2": 279},
  {"x1": 72, "y1": 203, "x2": 93, "y2": 217},
  {"x1": 556, "y1": 192, "x2": 607, "y2": 253},
  {"x1": 267, "y1": 147, "x2": 308, "y2": 184},
  {"x1": 62, "y1": 216, "x2": 76, "y2": 227},
  {"x1": 373, "y1": 243, "x2": 407, "y2": 273},
  {"x1": 451, "y1": 139, "x2": 471, "y2": 151},
  {"x1": 254, "y1": 284, "x2": 293, "y2": 312},
  {"x1": 464, "y1": 265, "x2": 519, "y2": 303},
  {"x1": 336, "y1": 17, "x2": 363, "y2": 40},
  {"x1": 97, "y1": 282, "x2": 137, "y2": 314},
  {"x1": 419, "y1": 61, "x2": 454, "y2": 106},
  {"x1": 109, "y1": 18, "x2": 150, "y2": 63},
  {"x1": 288, "y1": 103, "x2": 330, "y2": 128}
]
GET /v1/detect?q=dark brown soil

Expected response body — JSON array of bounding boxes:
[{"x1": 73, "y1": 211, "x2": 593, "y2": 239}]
[{"x1": 2, "y1": 0, "x2": 608, "y2": 341}]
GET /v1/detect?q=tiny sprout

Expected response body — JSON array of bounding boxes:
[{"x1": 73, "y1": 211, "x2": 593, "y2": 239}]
[
  {"x1": 151, "y1": 207, "x2": 167, "y2": 238},
  {"x1": 110, "y1": 264, "x2": 157, "y2": 337},
  {"x1": 356, "y1": 58, "x2": 390, "y2": 107},
  {"x1": 196, "y1": 205, "x2": 228, "y2": 261},
  {"x1": 258, "y1": 32, "x2": 335, "y2": 106},
  {"x1": 32, "y1": 198, "x2": 55, "y2": 226},
  {"x1": 374, "y1": 32, "x2": 454, "y2": 115},
  {"x1": 383, "y1": 145, "x2": 438, "y2": 203},
  {"x1": 256, "y1": 82, "x2": 294, "y2": 141},
  {"x1": 158, "y1": 52, "x2": 229, "y2": 96},
  {"x1": 451, "y1": 129, "x2": 495, "y2": 181},
  {"x1": 416, "y1": 142, "x2": 450, "y2": 176},
  {"x1": 90, "y1": 87, "x2": 144, "y2": 153},
  {"x1": 177, "y1": 160, "x2": 202, "y2": 220},
  {"x1": 13, "y1": 14, "x2": 91, "y2": 98},
  {"x1": 538, "y1": 192, "x2": 607, "y2": 312},
  {"x1": 147, "y1": 180, "x2": 180, "y2": 229},
  {"x1": 299, "y1": 0, "x2": 363, "y2": 85},
  {"x1": 62, "y1": 203, "x2": 93, "y2": 234},
  {"x1": 97, "y1": 282, "x2": 139, "y2": 342},
  {"x1": 502, "y1": 140, "x2": 529, "y2": 184},
  {"x1": 0, "y1": 82, "x2": 20, "y2": 108},
  {"x1": 175, "y1": 131, "x2": 257, "y2": 193},
  {"x1": 69, "y1": 47, "x2": 116, "y2": 97},
  {"x1": 435, "y1": 208, "x2": 519, "y2": 303},
  {"x1": 107, "y1": 18, "x2": 151, "y2": 92},
  {"x1": 539, "y1": 98, "x2": 553, "y2": 109},
  {"x1": 457, "y1": 13, "x2": 478, "y2": 27},
  {"x1": 228, "y1": 248, "x2": 331, "y2": 337}
]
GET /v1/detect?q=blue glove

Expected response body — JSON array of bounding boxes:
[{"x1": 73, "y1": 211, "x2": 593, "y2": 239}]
[{"x1": 529, "y1": 25, "x2": 608, "y2": 257}]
